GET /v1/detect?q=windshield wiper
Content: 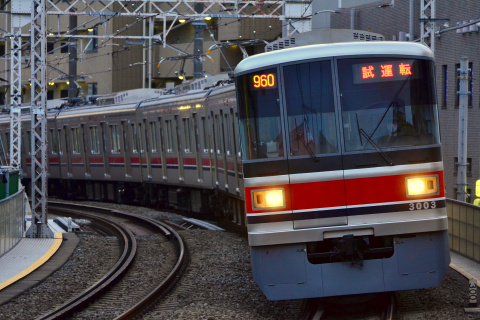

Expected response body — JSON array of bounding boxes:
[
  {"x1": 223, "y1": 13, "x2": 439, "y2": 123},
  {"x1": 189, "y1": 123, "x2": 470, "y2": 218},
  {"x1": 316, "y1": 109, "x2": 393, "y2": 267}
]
[
  {"x1": 359, "y1": 128, "x2": 394, "y2": 166},
  {"x1": 296, "y1": 131, "x2": 319, "y2": 162},
  {"x1": 366, "y1": 76, "x2": 411, "y2": 142}
]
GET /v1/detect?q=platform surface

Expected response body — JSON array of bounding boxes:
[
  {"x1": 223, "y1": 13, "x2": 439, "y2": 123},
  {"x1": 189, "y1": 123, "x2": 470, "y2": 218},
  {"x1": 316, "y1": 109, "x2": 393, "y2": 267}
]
[
  {"x1": 0, "y1": 232, "x2": 62, "y2": 291},
  {"x1": 450, "y1": 251, "x2": 480, "y2": 286}
]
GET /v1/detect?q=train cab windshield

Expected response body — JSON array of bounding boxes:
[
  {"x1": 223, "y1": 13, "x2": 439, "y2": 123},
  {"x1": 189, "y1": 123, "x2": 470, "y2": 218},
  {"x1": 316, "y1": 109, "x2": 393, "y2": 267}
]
[
  {"x1": 237, "y1": 57, "x2": 439, "y2": 161},
  {"x1": 338, "y1": 58, "x2": 439, "y2": 152}
]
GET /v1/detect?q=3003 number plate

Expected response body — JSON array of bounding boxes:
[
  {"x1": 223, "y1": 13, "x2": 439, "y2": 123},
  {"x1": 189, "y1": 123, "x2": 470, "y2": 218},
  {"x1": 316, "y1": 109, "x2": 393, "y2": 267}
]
[{"x1": 409, "y1": 201, "x2": 437, "y2": 211}]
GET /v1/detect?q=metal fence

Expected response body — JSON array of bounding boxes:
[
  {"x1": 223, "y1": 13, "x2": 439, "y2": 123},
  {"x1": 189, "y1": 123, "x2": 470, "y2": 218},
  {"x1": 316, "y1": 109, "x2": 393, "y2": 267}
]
[
  {"x1": 447, "y1": 198, "x2": 480, "y2": 263},
  {"x1": 0, "y1": 187, "x2": 25, "y2": 256}
]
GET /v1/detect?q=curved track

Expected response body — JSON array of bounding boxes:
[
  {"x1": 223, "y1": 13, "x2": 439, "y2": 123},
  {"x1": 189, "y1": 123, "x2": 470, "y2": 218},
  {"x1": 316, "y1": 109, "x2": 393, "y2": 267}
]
[{"x1": 36, "y1": 202, "x2": 187, "y2": 320}]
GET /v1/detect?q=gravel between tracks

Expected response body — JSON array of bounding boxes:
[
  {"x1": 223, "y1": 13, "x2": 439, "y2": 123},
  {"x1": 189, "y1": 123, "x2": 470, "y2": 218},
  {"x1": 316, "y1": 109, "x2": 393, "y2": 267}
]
[{"x1": 0, "y1": 202, "x2": 477, "y2": 319}]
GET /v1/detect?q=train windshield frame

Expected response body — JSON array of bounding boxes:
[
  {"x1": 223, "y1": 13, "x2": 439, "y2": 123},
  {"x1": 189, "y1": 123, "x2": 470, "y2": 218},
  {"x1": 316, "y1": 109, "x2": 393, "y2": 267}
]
[{"x1": 338, "y1": 57, "x2": 440, "y2": 152}]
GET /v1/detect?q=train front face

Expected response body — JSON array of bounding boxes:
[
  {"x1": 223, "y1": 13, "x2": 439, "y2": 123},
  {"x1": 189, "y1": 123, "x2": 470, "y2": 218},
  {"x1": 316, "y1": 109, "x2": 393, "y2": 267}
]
[{"x1": 234, "y1": 42, "x2": 449, "y2": 301}]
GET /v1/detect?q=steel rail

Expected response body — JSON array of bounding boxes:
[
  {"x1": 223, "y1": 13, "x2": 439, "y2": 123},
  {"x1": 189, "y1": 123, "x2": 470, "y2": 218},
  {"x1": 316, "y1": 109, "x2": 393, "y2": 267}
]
[
  {"x1": 44, "y1": 201, "x2": 188, "y2": 320},
  {"x1": 36, "y1": 205, "x2": 137, "y2": 320}
]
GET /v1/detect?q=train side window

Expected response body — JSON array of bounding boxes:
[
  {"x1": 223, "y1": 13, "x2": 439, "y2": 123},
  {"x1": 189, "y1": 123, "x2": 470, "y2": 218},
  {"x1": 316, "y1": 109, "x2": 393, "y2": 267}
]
[
  {"x1": 183, "y1": 118, "x2": 191, "y2": 153},
  {"x1": 50, "y1": 129, "x2": 58, "y2": 154},
  {"x1": 90, "y1": 126, "x2": 100, "y2": 154},
  {"x1": 71, "y1": 128, "x2": 81, "y2": 154},
  {"x1": 110, "y1": 125, "x2": 120, "y2": 153},
  {"x1": 25, "y1": 131, "x2": 31, "y2": 154},
  {"x1": 131, "y1": 124, "x2": 138, "y2": 153},
  {"x1": 201, "y1": 117, "x2": 209, "y2": 153},
  {"x1": 5, "y1": 132, "x2": 9, "y2": 155},
  {"x1": 166, "y1": 120, "x2": 174, "y2": 153},
  {"x1": 150, "y1": 122, "x2": 158, "y2": 152},
  {"x1": 283, "y1": 60, "x2": 337, "y2": 156}
]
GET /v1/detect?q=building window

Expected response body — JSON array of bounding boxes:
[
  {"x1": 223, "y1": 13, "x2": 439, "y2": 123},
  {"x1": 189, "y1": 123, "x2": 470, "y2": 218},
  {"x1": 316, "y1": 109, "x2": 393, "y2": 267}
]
[
  {"x1": 60, "y1": 41, "x2": 69, "y2": 53},
  {"x1": 47, "y1": 90, "x2": 54, "y2": 100},
  {"x1": 442, "y1": 65, "x2": 447, "y2": 108},
  {"x1": 60, "y1": 90, "x2": 68, "y2": 98},
  {"x1": 47, "y1": 41, "x2": 54, "y2": 53},
  {"x1": 86, "y1": 28, "x2": 98, "y2": 53},
  {"x1": 90, "y1": 126, "x2": 99, "y2": 154},
  {"x1": 88, "y1": 83, "x2": 97, "y2": 96},
  {"x1": 454, "y1": 157, "x2": 472, "y2": 176}
]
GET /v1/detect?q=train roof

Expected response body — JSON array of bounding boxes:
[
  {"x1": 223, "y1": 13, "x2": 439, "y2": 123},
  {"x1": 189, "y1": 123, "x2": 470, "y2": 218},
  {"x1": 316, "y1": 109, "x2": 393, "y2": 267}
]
[{"x1": 234, "y1": 41, "x2": 434, "y2": 75}]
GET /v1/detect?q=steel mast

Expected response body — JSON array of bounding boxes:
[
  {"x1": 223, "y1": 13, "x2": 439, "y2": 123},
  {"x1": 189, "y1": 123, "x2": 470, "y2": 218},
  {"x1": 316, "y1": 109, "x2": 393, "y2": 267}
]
[{"x1": 26, "y1": 0, "x2": 53, "y2": 238}]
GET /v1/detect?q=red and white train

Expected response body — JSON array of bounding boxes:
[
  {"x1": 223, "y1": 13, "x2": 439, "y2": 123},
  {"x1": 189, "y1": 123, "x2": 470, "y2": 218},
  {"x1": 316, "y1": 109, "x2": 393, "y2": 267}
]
[
  {"x1": 234, "y1": 41, "x2": 449, "y2": 299},
  {"x1": 0, "y1": 41, "x2": 449, "y2": 300}
]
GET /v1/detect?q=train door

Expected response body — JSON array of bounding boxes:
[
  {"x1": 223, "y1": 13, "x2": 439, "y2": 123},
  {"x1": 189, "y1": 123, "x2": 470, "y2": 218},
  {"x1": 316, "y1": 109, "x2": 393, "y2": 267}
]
[
  {"x1": 175, "y1": 115, "x2": 184, "y2": 181},
  {"x1": 137, "y1": 122, "x2": 146, "y2": 180},
  {"x1": 192, "y1": 113, "x2": 203, "y2": 183},
  {"x1": 142, "y1": 119, "x2": 152, "y2": 179},
  {"x1": 100, "y1": 122, "x2": 111, "y2": 178},
  {"x1": 64, "y1": 125, "x2": 73, "y2": 177},
  {"x1": 232, "y1": 111, "x2": 242, "y2": 195},
  {"x1": 211, "y1": 111, "x2": 221, "y2": 187},
  {"x1": 200, "y1": 115, "x2": 213, "y2": 186},
  {"x1": 81, "y1": 124, "x2": 90, "y2": 177},
  {"x1": 122, "y1": 121, "x2": 132, "y2": 178},
  {"x1": 48, "y1": 128, "x2": 60, "y2": 177},
  {"x1": 224, "y1": 109, "x2": 234, "y2": 191},
  {"x1": 281, "y1": 60, "x2": 347, "y2": 229},
  {"x1": 158, "y1": 118, "x2": 167, "y2": 179}
]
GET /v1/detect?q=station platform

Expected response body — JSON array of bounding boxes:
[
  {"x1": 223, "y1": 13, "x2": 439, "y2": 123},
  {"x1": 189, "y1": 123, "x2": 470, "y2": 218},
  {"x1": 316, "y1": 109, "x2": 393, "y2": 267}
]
[
  {"x1": 0, "y1": 227, "x2": 79, "y2": 305},
  {"x1": 0, "y1": 232, "x2": 62, "y2": 289},
  {"x1": 450, "y1": 251, "x2": 480, "y2": 286}
]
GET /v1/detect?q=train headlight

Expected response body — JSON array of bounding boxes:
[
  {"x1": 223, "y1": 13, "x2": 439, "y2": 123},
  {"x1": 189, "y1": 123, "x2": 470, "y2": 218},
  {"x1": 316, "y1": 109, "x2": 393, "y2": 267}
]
[
  {"x1": 406, "y1": 176, "x2": 438, "y2": 197},
  {"x1": 252, "y1": 188, "x2": 285, "y2": 209}
]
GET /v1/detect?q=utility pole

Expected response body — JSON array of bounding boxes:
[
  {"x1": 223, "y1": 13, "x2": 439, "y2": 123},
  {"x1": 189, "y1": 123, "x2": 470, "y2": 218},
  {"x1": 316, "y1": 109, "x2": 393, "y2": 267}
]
[
  {"x1": 192, "y1": 22, "x2": 206, "y2": 79},
  {"x1": 420, "y1": 0, "x2": 436, "y2": 51},
  {"x1": 456, "y1": 57, "x2": 469, "y2": 202},
  {"x1": 9, "y1": 0, "x2": 30, "y2": 169},
  {"x1": 26, "y1": 0, "x2": 53, "y2": 238},
  {"x1": 68, "y1": 10, "x2": 78, "y2": 100}
]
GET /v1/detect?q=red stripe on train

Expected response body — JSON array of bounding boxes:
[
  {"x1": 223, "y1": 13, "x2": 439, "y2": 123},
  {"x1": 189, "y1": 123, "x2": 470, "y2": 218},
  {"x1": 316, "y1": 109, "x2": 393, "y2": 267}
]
[{"x1": 245, "y1": 171, "x2": 445, "y2": 214}]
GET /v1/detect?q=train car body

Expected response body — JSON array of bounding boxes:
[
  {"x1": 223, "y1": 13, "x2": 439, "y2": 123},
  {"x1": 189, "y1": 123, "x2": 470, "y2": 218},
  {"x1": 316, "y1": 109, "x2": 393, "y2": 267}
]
[
  {"x1": 234, "y1": 42, "x2": 450, "y2": 300},
  {"x1": 0, "y1": 80, "x2": 246, "y2": 227}
]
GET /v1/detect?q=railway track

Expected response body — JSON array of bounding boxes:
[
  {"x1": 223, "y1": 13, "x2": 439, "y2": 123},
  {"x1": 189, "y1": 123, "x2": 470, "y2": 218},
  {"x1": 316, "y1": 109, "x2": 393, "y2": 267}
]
[
  {"x1": 302, "y1": 293, "x2": 395, "y2": 320},
  {"x1": 36, "y1": 201, "x2": 187, "y2": 320}
]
